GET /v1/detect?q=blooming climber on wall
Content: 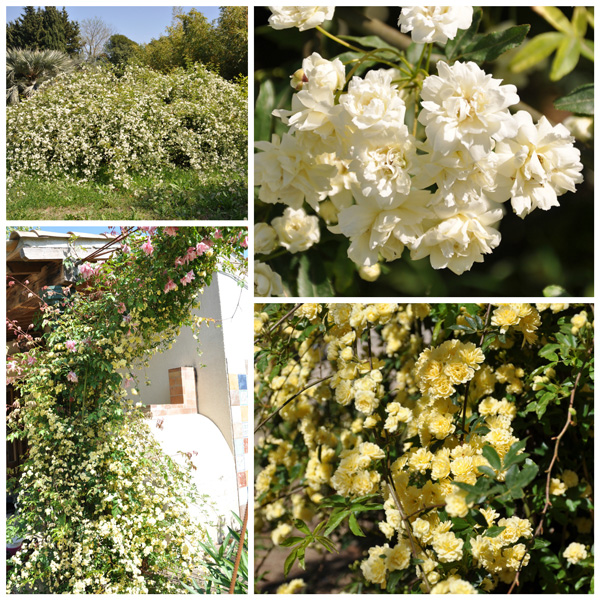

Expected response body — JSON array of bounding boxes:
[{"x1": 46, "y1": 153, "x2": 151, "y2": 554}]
[
  {"x1": 254, "y1": 6, "x2": 587, "y2": 295},
  {"x1": 6, "y1": 226, "x2": 247, "y2": 593}
]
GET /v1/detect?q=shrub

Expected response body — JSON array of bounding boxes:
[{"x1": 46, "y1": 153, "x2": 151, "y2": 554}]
[
  {"x1": 7, "y1": 64, "x2": 247, "y2": 188},
  {"x1": 254, "y1": 303, "x2": 594, "y2": 593}
]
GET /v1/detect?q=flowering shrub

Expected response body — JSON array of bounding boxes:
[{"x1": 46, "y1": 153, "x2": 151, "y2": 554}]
[
  {"x1": 254, "y1": 6, "x2": 593, "y2": 296},
  {"x1": 7, "y1": 226, "x2": 247, "y2": 593},
  {"x1": 7, "y1": 64, "x2": 247, "y2": 189},
  {"x1": 254, "y1": 303, "x2": 594, "y2": 593}
]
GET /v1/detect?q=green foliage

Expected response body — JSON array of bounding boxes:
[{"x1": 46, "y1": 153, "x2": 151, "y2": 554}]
[
  {"x1": 137, "y1": 7, "x2": 247, "y2": 80},
  {"x1": 7, "y1": 6, "x2": 81, "y2": 55},
  {"x1": 6, "y1": 47, "x2": 78, "y2": 105},
  {"x1": 510, "y1": 6, "x2": 594, "y2": 80},
  {"x1": 7, "y1": 167, "x2": 247, "y2": 221},
  {"x1": 554, "y1": 83, "x2": 594, "y2": 116},
  {"x1": 183, "y1": 513, "x2": 249, "y2": 594},
  {"x1": 105, "y1": 34, "x2": 139, "y2": 70}
]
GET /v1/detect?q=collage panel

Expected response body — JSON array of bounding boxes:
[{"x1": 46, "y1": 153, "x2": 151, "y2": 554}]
[
  {"x1": 6, "y1": 3, "x2": 250, "y2": 595},
  {"x1": 254, "y1": 6, "x2": 593, "y2": 298},
  {"x1": 7, "y1": 5, "x2": 248, "y2": 221},
  {"x1": 253, "y1": 302, "x2": 594, "y2": 593},
  {"x1": 6, "y1": 225, "x2": 249, "y2": 593}
]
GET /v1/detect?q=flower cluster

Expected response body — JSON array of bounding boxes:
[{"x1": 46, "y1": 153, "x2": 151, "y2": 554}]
[
  {"x1": 254, "y1": 6, "x2": 584, "y2": 293},
  {"x1": 254, "y1": 303, "x2": 594, "y2": 593},
  {"x1": 7, "y1": 64, "x2": 247, "y2": 189}
]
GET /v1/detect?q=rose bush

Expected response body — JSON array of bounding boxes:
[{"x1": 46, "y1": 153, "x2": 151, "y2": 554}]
[
  {"x1": 7, "y1": 64, "x2": 247, "y2": 190},
  {"x1": 254, "y1": 303, "x2": 594, "y2": 593},
  {"x1": 6, "y1": 226, "x2": 247, "y2": 593},
  {"x1": 254, "y1": 6, "x2": 593, "y2": 296}
]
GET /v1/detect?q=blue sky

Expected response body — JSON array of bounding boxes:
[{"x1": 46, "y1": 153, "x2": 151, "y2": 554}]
[{"x1": 6, "y1": 6, "x2": 221, "y2": 44}]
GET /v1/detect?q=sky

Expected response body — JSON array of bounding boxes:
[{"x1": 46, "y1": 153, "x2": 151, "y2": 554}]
[{"x1": 6, "y1": 6, "x2": 221, "y2": 44}]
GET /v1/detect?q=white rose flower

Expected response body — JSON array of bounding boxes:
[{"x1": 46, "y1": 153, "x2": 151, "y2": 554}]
[
  {"x1": 336, "y1": 188, "x2": 431, "y2": 266},
  {"x1": 254, "y1": 261, "x2": 284, "y2": 297},
  {"x1": 254, "y1": 132, "x2": 336, "y2": 209},
  {"x1": 339, "y1": 69, "x2": 407, "y2": 137},
  {"x1": 419, "y1": 61, "x2": 519, "y2": 159},
  {"x1": 491, "y1": 111, "x2": 584, "y2": 218},
  {"x1": 398, "y1": 6, "x2": 474, "y2": 44},
  {"x1": 271, "y1": 207, "x2": 320, "y2": 253},
  {"x1": 410, "y1": 198, "x2": 503, "y2": 274},
  {"x1": 302, "y1": 52, "x2": 346, "y2": 94},
  {"x1": 350, "y1": 128, "x2": 416, "y2": 199},
  {"x1": 254, "y1": 223, "x2": 279, "y2": 254},
  {"x1": 274, "y1": 54, "x2": 345, "y2": 139},
  {"x1": 268, "y1": 6, "x2": 335, "y2": 31}
]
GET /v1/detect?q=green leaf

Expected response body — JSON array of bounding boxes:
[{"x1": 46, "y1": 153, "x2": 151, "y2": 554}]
[
  {"x1": 543, "y1": 284, "x2": 570, "y2": 297},
  {"x1": 573, "y1": 6, "x2": 589, "y2": 38},
  {"x1": 348, "y1": 513, "x2": 365, "y2": 537},
  {"x1": 539, "y1": 343, "x2": 561, "y2": 361},
  {"x1": 484, "y1": 525, "x2": 506, "y2": 538},
  {"x1": 297, "y1": 254, "x2": 334, "y2": 297},
  {"x1": 461, "y1": 25, "x2": 530, "y2": 63},
  {"x1": 338, "y1": 34, "x2": 397, "y2": 52},
  {"x1": 254, "y1": 79, "x2": 275, "y2": 142},
  {"x1": 509, "y1": 32, "x2": 563, "y2": 73},
  {"x1": 534, "y1": 537, "x2": 552, "y2": 549},
  {"x1": 445, "y1": 7, "x2": 482, "y2": 61},
  {"x1": 550, "y1": 36, "x2": 581, "y2": 81},
  {"x1": 324, "y1": 509, "x2": 348, "y2": 536},
  {"x1": 580, "y1": 39, "x2": 594, "y2": 62},
  {"x1": 477, "y1": 465, "x2": 497, "y2": 479},
  {"x1": 554, "y1": 83, "x2": 594, "y2": 116},
  {"x1": 294, "y1": 519, "x2": 311, "y2": 535},
  {"x1": 534, "y1": 6, "x2": 573, "y2": 34},
  {"x1": 284, "y1": 547, "x2": 298, "y2": 576},
  {"x1": 279, "y1": 536, "x2": 303, "y2": 548},
  {"x1": 482, "y1": 445, "x2": 502, "y2": 472},
  {"x1": 503, "y1": 438, "x2": 529, "y2": 469},
  {"x1": 316, "y1": 536, "x2": 337, "y2": 553}
]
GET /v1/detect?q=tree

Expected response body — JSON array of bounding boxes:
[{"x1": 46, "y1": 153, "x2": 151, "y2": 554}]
[
  {"x1": 213, "y1": 7, "x2": 248, "y2": 80},
  {"x1": 105, "y1": 34, "x2": 139, "y2": 68},
  {"x1": 6, "y1": 48, "x2": 77, "y2": 104},
  {"x1": 79, "y1": 16, "x2": 115, "y2": 61},
  {"x1": 7, "y1": 6, "x2": 81, "y2": 55}
]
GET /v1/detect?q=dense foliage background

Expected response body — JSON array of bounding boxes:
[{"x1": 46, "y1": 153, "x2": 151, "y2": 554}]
[{"x1": 254, "y1": 7, "x2": 593, "y2": 297}]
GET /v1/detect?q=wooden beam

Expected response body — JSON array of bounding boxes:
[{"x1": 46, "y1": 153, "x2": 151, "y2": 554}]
[{"x1": 7, "y1": 261, "x2": 47, "y2": 275}]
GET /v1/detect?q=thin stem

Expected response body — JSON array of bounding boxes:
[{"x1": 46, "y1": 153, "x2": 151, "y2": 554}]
[
  {"x1": 254, "y1": 375, "x2": 333, "y2": 433},
  {"x1": 316, "y1": 24, "x2": 363, "y2": 52},
  {"x1": 267, "y1": 303, "x2": 302, "y2": 335}
]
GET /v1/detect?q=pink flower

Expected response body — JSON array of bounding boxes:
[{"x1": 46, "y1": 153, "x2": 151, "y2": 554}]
[
  {"x1": 196, "y1": 242, "x2": 209, "y2": 255},
  {"x1": 117, "y1": 302, "x2": 127, "y2": 314},
  {"x1": 186, "y1": 248, "x2": 197, "y2": 262},
  {"x1": 241, "y1": 236, "x2": 248, "y2": 248},
  {"x1": 142, "y1": 240, "x2": 154, "y2": 256},
  {"x1": 214, "y1": 229, "x2": 223, "y2": 239},
  {"x1": 164, "y1": 227, "x2": 178, "y2": 236},
  {"x1": 8, "y1": 280, "x2": 15, "y2": 287},
  {"x1": 202, "y1": 238, "x2": 214, "y2": 248},
  {"x1": 65, "y1": 340, "x2": 77, "y2": 352},
  {"x1": 122, "y1": 244, "x2": 131, "y2": 254},
  {"x1": 164, "y1": 278, "x2": 177, "y2": 293},
  {"x1": 181, "y1": 270, "x2": 195, "y2": 286},
  {"x1": 124, "y1": 377, "x2": 134, "y2": 388},
  {"x1": 79, "y1": 263, "x2": 97, "y2": 281},
  {"x1": 27, "y1": 355, "x2": 36, "y2": 366},
  {"x1": 139, "y1": 226, "x2": 157, "y2": 235},
  {"x1": 174, "y1": 257, "x2": 186, "y2": 267},
  {"x1": 67, "y1": 371, "x2": 78, "y2": 383}
]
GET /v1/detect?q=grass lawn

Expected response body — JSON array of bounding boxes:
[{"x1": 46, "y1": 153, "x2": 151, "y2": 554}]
[{"x1": 7, "y1": 168, "x2": 247, "y2": 220}]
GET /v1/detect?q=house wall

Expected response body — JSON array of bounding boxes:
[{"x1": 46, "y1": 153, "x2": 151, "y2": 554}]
[{"x1": 132, "y1": 271, "x2": 250, "y2": 514}]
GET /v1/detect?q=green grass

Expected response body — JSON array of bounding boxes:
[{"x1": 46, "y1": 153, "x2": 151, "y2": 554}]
[{"x1": 7, "y1": 168, "x2": 248, "y2": 220}]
